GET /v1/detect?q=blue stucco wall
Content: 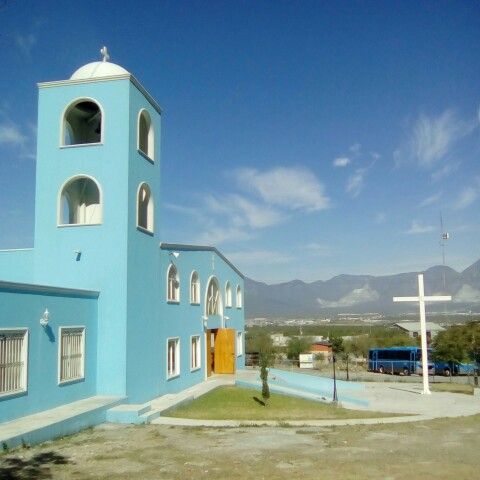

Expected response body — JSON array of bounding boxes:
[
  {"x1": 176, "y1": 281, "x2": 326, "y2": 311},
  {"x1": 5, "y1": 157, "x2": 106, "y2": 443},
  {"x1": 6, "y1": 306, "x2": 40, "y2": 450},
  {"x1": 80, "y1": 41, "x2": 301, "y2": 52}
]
[
  {"x1": 0, "y1": 249, "x2": 35, "y2": 283},
  {"x1": 0, "y1": 284, "x2": 98, "y2": 423},
  {"x1": 0, "y1": 70, "x2": 246, "y2": 423},
  {"x1": 124, "y1": 82, "x2": 163, "y2": 404},
  {"x1": 157, "y1": 248, "x2": 245, "y2": 397},
  {"x1": 32, "y1": 79, "x2": 133, "y2": 397}
]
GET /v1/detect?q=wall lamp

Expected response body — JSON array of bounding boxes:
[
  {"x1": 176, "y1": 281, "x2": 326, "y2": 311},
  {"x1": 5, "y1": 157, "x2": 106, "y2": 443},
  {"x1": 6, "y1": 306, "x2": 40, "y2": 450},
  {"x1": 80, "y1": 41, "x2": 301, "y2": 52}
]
[
  {"x1": 202, "y1": 315, "x2": 208, "y2": 329},
  {"x1": 40, "y1": 309, "x2": 50, "y2": 328},
  {"x1": 169, "y1": 252, "x2": 180, "y2": 258}
]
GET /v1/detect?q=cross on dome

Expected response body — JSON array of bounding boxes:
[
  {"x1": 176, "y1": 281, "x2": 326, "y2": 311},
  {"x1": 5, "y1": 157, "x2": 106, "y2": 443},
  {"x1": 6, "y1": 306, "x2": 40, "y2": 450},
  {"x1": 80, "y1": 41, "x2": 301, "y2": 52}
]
[{"x1": 100, "y1": 46, "x2": 110, "y2": 63}]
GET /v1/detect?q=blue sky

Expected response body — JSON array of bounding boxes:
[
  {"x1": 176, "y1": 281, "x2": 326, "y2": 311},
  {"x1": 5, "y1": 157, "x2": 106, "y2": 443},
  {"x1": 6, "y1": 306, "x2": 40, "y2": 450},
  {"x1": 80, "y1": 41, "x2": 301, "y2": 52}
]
[{"x1": 0, "y1": 1, "x2": 479, "y2": 283}]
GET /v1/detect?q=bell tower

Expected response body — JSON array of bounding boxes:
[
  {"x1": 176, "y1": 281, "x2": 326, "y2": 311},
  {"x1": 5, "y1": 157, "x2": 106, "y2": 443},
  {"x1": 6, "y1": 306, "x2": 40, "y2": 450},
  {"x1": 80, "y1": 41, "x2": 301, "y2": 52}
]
[{"x1": 31, "y1": 48, "x2": 162, "y2": 397}]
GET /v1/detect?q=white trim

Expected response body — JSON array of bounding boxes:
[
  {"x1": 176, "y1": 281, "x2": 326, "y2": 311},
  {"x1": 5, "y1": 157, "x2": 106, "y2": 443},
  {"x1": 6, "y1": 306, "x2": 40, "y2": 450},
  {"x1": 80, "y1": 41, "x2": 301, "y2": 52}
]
[
  {"x1": 57, "y1": 326, "x2": 85, "y2": 385},
  {"x1": 137, "y1": 108, "x2": 155, "y2": 162},
  {"x1": 60, "y1": 142, "x2": 103, "y2": 150},
  {"x1": 0, "y1": 248, "x2": 34, "y2": 252},
  {"x1": 38, "y1": 74, "x2": 162, "y2": 115},
  {"x1": 166, "y1": 337, "x2": 180, "y2": 379},
  {"x1": 57, "y1": 174, "x2": 103, "y2": 226},
  {"x1": 136, "y1": 182, "x2": 154, "y2": 234},
  {"x1": 190, "y1": 334, "x2": 202, "y2": 371},
  {"x1": 59, "y1": 97, "x2": 105, "y2": 147},
  {"x1": 166, "y1": 263, "x2": 180, "y2": 303},
  {"x1": 0, "y1": 328, "x2": 28, "y2": 399},
  {"x1": 203, "y1": 330, "x2": 208, "y2": 381},
  {"x1": 236, "y1": 331, "x2": 244, "y2": 357}
]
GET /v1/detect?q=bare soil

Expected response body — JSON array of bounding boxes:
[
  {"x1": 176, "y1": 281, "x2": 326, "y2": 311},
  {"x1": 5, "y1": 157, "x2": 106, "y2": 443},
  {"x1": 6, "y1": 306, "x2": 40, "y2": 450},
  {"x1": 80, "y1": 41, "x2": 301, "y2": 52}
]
[{"x1": 1, "y1": 415, "x2": 479, "y2": 479}]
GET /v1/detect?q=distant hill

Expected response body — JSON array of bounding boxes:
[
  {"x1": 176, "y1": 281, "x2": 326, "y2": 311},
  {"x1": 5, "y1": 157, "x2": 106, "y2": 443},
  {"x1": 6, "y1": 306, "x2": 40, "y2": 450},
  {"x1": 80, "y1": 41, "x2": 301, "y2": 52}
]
[{"x1": 244, "y1": 259, "x2": 480, "y2": 318}]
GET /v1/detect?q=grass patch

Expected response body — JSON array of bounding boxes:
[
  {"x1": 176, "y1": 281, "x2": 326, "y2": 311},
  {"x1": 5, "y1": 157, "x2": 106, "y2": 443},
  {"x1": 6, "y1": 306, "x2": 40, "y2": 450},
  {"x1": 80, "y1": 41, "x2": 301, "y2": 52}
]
[
  {"x1": 430, "y1": 383, "x2": 474, "y2": 395},
  {"x1": 164, "y1": 386, "x2": 395, "y2": 421}
]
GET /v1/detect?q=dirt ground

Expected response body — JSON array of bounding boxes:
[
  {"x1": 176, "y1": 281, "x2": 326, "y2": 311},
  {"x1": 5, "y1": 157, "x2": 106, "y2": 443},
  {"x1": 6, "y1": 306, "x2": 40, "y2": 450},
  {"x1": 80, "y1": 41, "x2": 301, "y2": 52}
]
[{"x1": 2, "y1": 414, "x2": 479, "y2": 480}]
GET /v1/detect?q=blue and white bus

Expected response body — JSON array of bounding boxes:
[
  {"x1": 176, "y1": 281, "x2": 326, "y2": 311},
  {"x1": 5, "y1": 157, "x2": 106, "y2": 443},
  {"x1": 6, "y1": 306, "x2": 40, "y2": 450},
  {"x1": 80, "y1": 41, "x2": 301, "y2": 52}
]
[{"x1": 368, "y1": 347, "x2": 433, "y2": 375}]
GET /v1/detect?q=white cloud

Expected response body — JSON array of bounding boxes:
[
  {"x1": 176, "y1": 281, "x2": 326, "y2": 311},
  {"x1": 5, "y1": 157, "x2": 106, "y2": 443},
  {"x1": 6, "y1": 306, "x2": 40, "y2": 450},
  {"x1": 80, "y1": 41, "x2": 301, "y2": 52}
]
[
  {"x1": 404, "y1": 220, "x2": 436, "y2": 235},
  {"x1": 409, "y1": 110, "x2": 474, "y2": 168},
  {"x1": 205, "y1": 194, "x2": 284, "y2": 229},
  {"x1": 374, "y1": 213, "x2": 386, "y2": 224},
  {"x1": 453, "y1": 285, "x2": 480, "y2": 304},
  {"x1": 317, "y1": 284, "x2": 380, "y2": 308},
  {"x1": 163, "y1": 202, "x2": 198, "y2": 216},
  {"x1": 346, "y1": 168, "x2": 366, "y2": 198},
  {"x1": 370, "y1": 151, "x2": 381, "y2": 160},
  {"x1": 304, "y1": 243, "x2": 332, "y2": 256},
  {"x1": 15, "y1": 33, "x2": 36, "y2": 55},
  {"x1": 197, "y1": 226, "x2": 252, "y2": 245},
  {"x1": 235, "y1": 167, "x2": 330, "y2": 211},
  {"x1": 430, "y1": 162, "x2": 460, "y2": 183},
  {"x1": 349, "y1": 143, "x2": 361, "y2": 155},
  {"x1": 419, "y1": 192, "x2": 441, "y2": 207},
  {"x1": 226, "y1": 250, "x2": 294, "y2": 266},
  {"x1": 453, "y1": 185, "x2": 478, "y2": 210},
  {"x1": 0, "y1": 123, "x2": 27, "y2": 146},
  {"x1": 333, "y1": 157, "x2": 350, "y2": 168}
]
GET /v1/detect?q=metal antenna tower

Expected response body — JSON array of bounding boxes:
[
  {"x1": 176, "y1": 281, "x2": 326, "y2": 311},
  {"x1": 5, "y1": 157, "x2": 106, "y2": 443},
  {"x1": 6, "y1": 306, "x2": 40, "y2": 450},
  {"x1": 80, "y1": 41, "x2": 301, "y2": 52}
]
[{"x1": 440, "y1": 212, "x2": 449, "y2": 292}]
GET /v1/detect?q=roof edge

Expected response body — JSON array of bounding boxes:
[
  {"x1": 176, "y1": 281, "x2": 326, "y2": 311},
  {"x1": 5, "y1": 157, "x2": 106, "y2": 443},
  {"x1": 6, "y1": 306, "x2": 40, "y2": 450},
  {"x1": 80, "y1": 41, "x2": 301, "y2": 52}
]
[
  {"x1": 0, "y1": 280, "x2": 99, "y2": 299},
  {"x1": 160, "y1": 243, "x2": 244, "y2": 279},
  {"x1": 38, "y1": 74, "x2": 162, "y2": 114}
]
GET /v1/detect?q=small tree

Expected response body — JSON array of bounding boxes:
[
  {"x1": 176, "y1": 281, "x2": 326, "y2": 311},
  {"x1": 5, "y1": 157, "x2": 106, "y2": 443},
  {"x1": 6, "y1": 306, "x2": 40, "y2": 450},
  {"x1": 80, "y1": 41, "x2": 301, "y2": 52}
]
[
  {"x1": 286, "y1": 336, "x2": 311, "y2": 366},
  {"x1": 259, "y1": 353, "x2": 270, "y2": 405}
]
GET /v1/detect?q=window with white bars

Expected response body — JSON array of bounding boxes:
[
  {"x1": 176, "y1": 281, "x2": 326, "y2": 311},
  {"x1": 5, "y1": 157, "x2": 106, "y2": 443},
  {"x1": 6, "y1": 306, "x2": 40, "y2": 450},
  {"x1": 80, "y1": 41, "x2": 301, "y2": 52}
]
[
  {"x1": 191, "y1": 335, "x2": 201, "y2": 370},
  {"x1": 0, "y1": 329, "x2": 28, "y2": 397},
  {"x1": 167, "y1": 338, "x2": 180, "y2": 378},
  {"x1": 237, "y1": 331, "x2": 243, "y2": 357},
  {"x1": 59, "y1": 327, "x2": 85, "y2": 384}
]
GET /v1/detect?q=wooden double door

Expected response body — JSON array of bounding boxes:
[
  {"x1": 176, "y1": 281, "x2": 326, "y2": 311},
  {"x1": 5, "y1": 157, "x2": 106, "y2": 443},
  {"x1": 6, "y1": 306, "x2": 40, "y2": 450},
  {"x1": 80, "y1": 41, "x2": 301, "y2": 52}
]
[{"x1": 206, "y1": 328, "x2": 236, "y2": 376}]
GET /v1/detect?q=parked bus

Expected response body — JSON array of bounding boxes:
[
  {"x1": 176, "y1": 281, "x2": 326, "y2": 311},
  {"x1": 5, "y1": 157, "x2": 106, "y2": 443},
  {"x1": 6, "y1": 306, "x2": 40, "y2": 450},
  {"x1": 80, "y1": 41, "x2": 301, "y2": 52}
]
[
  {"x1": 432, "y1": 360, "x2": 477, "y2": 376},
  {"x1": 368, "y1": 347, "x2": 433, "y2": 375}
]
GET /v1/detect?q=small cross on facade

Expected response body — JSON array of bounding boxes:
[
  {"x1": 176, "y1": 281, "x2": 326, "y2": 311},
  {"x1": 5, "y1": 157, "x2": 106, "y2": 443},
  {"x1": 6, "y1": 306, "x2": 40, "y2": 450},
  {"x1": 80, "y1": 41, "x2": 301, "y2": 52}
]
[
  {"x1": 100, "y1": 46, "x2": 110, "y2": 62},
  {"x1": 393, "y1": 273, "x2": 451, "y2": 394}
]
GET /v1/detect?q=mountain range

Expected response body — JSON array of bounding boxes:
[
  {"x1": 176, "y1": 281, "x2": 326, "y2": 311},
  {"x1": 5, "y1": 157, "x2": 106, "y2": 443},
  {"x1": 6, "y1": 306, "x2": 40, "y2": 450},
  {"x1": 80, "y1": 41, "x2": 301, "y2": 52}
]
[{"x1": 244, "y1": 259, "x2": 480, "y2": 318}]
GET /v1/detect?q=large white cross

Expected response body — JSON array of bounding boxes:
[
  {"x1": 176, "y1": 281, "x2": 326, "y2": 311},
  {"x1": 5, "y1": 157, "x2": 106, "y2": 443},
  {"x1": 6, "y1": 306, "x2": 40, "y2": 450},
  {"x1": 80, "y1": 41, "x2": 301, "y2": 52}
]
[{"x1": 393, "y1": 273, "x2": 451, "y2": 394}]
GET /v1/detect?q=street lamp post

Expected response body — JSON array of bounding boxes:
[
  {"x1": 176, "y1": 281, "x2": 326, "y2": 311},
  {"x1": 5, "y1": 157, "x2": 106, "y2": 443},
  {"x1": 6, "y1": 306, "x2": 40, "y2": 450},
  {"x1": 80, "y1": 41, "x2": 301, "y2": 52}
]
[{"x1": 332, "y1": 354, "x2": 338, "y2": 403}]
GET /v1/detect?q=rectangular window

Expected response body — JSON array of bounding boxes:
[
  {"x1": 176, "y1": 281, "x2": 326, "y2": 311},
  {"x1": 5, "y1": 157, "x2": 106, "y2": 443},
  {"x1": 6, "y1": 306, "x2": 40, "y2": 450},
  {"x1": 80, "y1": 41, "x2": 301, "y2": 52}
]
[
  {"x1": 191, "y1": 335, "x2": 201, "y2": 370},
  {"x1": 0, "y1": 329, "x2": 28, "y2": 397},
  {"x1": 236, "y1": 331, "x2": 243, "y2": 357},
  {"x1": 167, "y1": 338, "x2": 180, "y2": 378},
  {"x1": 59, "y1": 327, "x2": 85, "y2": 384}
]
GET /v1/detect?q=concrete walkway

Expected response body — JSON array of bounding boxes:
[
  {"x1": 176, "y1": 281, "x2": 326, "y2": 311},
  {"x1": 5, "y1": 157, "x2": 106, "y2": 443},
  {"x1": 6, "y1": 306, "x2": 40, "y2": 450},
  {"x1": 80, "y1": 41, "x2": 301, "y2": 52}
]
[
  {"x1": 0, "y1": 396, "x2": 123, "y2": 448},
  {"x1": 151, "y1": 369, "x2": 480, "y2": 428}
]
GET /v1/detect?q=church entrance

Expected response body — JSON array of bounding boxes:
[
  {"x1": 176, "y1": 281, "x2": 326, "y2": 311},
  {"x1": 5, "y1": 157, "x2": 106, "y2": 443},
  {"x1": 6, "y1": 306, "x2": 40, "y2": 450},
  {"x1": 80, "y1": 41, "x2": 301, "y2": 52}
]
[{"x1": 206, "y1": 328, "x2": 236, "y2": 376}]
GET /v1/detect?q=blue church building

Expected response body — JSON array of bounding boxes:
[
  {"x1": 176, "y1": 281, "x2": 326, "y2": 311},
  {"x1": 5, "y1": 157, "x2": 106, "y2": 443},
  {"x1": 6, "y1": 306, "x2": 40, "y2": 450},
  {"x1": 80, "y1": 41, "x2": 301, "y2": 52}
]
[{"x1": 0, "y1": 51, "x2": 245, "y2": 439}]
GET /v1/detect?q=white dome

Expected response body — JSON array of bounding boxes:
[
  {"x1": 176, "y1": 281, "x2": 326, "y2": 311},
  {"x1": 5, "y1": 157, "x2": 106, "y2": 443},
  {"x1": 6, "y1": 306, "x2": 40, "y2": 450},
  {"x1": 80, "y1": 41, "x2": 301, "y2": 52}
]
[{"x1": 71, "y1": 61, "x2": 129, "y2": 80}]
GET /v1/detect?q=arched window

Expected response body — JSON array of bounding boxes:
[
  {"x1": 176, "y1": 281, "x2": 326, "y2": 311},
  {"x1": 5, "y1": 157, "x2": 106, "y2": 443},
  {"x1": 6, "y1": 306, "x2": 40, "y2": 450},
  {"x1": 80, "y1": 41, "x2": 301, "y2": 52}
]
[
  {"x1": 63, "y1": 99, "x2": 102, "y2": 146},
  {"x1": 167, "y1": 264, "x2": 180, "y2": 302},
  {"x1": 236, "y1": 285, "x2": 242, "y2": 308},
  {"x1": 225, "y1": 281, "x2": 232, "y2": 308},
  {"x1": 190, "y1": 271, "x2": 200, "y2": 304},
  {"x1": 138, "y1": 109, "x2": 154, "y2": 160},
  {"x1": 206, "y1": 277, "x2": 221, "y2": 316},
  {"x1": 59, "y1": 176, "x2": 102, "y2": 225},
  {"x1": 137, "y1": 183, "x2": 154, "y2": 232}
]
